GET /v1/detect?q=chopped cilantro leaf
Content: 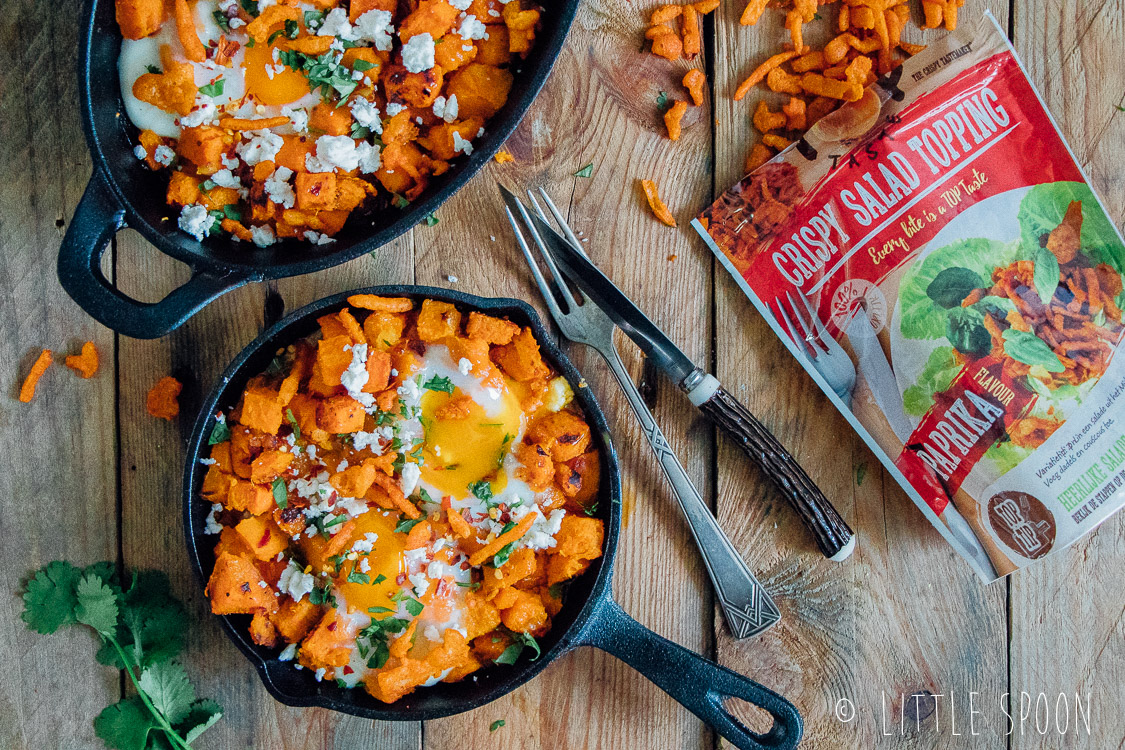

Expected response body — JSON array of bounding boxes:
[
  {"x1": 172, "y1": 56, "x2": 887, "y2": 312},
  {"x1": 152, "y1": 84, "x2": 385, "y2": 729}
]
[
  {"x1": 198, "y1": 79, "x2": 225, "y2": 98},
  {"x1": 423, "y1": 212, "x2": 439, "y2": 226},
  {"x1": 392, "y1": 194, "x2": 410, "y2": 209},
  {"x1": 346, "y1": 571, "x2": 370, "y2": 584},
  {"x1": 372, "y1": 573, "x2": 387, "y2": 585},
  {"x1": 267, "y1": 28, "x2": 285, "y2": 45},
  {"x1": 367, "y1": 605, "x2": 393, "y2": 614},
  {"x1": 574, "y1": 163, "x2": 594, "y2": 178},
  {"x1": 285, "y1": 408, "x2": 301, "y2": 442},
  {"x1": 240, "y1": 0, "x2": 259, "y2": 16},
  {"x1": 404, "y1": 598, "x2": 424, "y2": 617},
  {"x1": 303, "y1": 9, "x2": 325, "y2": 29},
  {"x1": 271, "y1": 478, "x2": 288, "y2": 509},
  {"x1": 423, "y1": 374, "x2": 454, "y2": 394},
  {"x1": 284, "y1": 18, "x2": 300, "y2": 38},
  {"x1": 394, "y1": 516, "x2": 424, "y2": 534},
  {"x1": 207, "y1": 418, "x2": 231, "y2": 445},
  {"x1": 212, "y1": 10, "x2": 231, "y2": 32},
  {"x1": 323, "y1": 514, "x2": 347, "y2": 528},
  {"x1": 492, "y1": 542, "x2": 515, "y2": 568},
  {"x1": 468, "y1": 480, "x2": 493, "y2": 502},
  {"x1": 455, "y1": 580, "x2": 481, "y2": 590},
  {"x1": 352, "y1": 59, "x2": 377, "y2": 72},
  {"x1": 583, "y1": 501, "x2": 599, "y2": 517},
  {"x1": 490, "y1": 719, "x2": 506, "y2": 732},
  {"x1": 655, "y1": 90, "x2": 669, "y2": 110},
  {"x1": 145, "y1": 64, "x2": 162, "y2": 75}
]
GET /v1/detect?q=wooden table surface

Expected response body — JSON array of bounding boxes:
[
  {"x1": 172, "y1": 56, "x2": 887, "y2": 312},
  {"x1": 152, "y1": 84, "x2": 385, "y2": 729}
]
[{"x1": 3, "y1": 1, "x2": 1124, "y2": 748}]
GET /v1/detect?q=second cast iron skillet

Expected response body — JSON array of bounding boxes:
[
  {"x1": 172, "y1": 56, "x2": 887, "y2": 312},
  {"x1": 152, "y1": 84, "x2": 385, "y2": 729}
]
[{"x1": 182, "y1": 285, "x2": 803, "y2": 749}]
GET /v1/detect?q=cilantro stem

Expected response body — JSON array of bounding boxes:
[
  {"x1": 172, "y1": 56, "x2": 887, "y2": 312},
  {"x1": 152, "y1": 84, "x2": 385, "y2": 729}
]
[{"x1": 109, "y1": 638, "x2": 195, "y2": 750}]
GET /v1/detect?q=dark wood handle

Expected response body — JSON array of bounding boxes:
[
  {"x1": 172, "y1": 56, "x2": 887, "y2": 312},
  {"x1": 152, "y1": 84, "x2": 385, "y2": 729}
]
[{"x1": 699, "y1": 385, "x2": 854, "y2": 560}]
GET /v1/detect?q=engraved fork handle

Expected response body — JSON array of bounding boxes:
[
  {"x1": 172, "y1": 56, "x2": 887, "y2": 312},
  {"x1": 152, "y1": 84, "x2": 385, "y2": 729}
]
[{"x1": 595, "y1": 343, "x2": 781, "y2": 639}]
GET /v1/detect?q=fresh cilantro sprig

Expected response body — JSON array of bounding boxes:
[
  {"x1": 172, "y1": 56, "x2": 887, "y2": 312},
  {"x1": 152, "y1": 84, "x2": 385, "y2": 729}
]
[
  {"x1": 422, "y1": 374, "x2": 454, "y2": 394},
  {"x1": 21, "y1": 561, "x2": 222, "y2": 750},
  {"x1": 278, "y1": 49, "x2": 360, "y2": 105},
  {"x1": 494, "y1": 631, "x2": 541, "y2": 665}
]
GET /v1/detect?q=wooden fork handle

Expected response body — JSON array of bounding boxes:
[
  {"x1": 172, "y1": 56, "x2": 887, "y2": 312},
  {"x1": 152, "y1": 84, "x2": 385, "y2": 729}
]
[{"x1": 689, "y1": 376, "x2": 856, "y2": 561}]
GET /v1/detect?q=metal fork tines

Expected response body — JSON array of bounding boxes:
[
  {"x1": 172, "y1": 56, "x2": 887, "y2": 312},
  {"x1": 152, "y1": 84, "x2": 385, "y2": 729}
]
[
  {"x1": 502, "y1": 185, "x2": 781, "y2": 639},
  {"x1": 776, "y1": 291, "x2": 857, "y2": 407}
]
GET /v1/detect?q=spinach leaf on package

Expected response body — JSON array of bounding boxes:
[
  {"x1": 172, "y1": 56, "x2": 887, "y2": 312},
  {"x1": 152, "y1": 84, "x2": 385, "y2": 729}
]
[
  {"x1": 926, "y1": 266, "x2": 983, "y2": 308},
  {"x1": 946, "y1": 307, "x2": 992, "y2": 356},
  {"x1": 1032, "y1": 245, "x2": 1060, "y2": 304},
  {"x1": 1002, "y1": 329, "x2": 1065, "y2": 372},
  {"x1": 902, "y1": 345, "x2": 963, "y2": 416}
]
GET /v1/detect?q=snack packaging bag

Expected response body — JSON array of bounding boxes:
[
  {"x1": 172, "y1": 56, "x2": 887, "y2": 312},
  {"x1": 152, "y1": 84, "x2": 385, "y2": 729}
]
[{"x1": 694, "y1": 12, "x2": 1125, "y2": 580}]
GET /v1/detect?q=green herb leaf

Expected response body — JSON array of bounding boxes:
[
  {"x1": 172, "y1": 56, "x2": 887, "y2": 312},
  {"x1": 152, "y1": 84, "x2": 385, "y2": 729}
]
[
  {"x1": 21, "y1": 560, "x2": 83, "y2": 634},
  {"x1": 179, "y1": 699, "x2": 224, "y2": 743},
  {"x1": 347, "y1": 571, "x2": 371, "y2": 584},
  {"x1": 423, "y1": 212, "x2": 439, "y2": 226},
  {"x1": 285, "y1": 408, "x2": 301, "y2": 442},
  {"x1": 284, "y1": 18, "x2": 300, "y2": 38},
  {"x1": 490, "y1": 719, "x2": 506, "y2": 732},
  {"x1": 98, "y1": 570, "x2": 186, "y2": 669},
  {"x1": 393, "y1": 193, "x2": 410, "y2": 209},
  {"x1": 138, "y1": 661, "x2": 195, "y2": 725},
  {"x1": 268, "y1": 28, "x2": 285, "y2": 45},
  {"x1": 272, "y1": 477, "x2": 288, "y2": 509},
  {"x1": 1002, "y1": 329, "x2": 1065, "y2": 372},
  {"x1": 854, "y1": 462, "x2": 867, "y2": 486},
  {"x1": 94, "y1": 696, "x2": 156, "y2": 750},
  {"x1": 240, "y1": 0, "x2": 259, "y2": 16},
  {"x1": 655, "y1": 90, "x2": 669, "y2": 110},
  {"x1": 366, "y1": 639, "x2": 390, "y2": 669},
  {"x1": 350, "y1": 122, "x2": 371, "y2": 139},
  {"x1": 198, "y1": 78, "x2": 225, "y2": 98},
  {"x1": 547, "y1": 583, "x2": 564, "y2": 599},
  {"x1": 902, "y1": 345, "x2": 962, "y2": 417},
  {"x1": 455, "y1": 580, "x2": 481, "y2": 590},
  {"x1": 372, "y1": 573, "x2": 387, "y2": 585},
  {"x1": 145, "y1": 64, "x2": 162, "y2": 75},
  {"x1": 574, "y1": 163, "x2": 594, "y2": 178},
  {"x1": 323, "y1": 514, "x2": 348, "y2": 528},
  {"x1": 394, "y1": 516, "x2": 425, "y2": 533},
  {"x1": 1033, "y1": 245, "x2": 1061, "y2": 305},
  {"x1": 582, "y1": 501, "x2": 599, "y2": 517},
  {"x1": 352, "y1": 58, "x2": 376, "y2": 72},
  {"x1": 945, "y1": 307, "x2": 992, "y2": 356},
  {"x1": 492, "y1": 542, "x2": 514, "y2": 568},
  {"x1": 303, "y1": 9, "x2": 325, "y2": 28},
  {"x1": 468, "y1": 480, "x2": 493, "y2": 502},
  {"x1": 212, "y1": 10, "x2": 231, "y2": 32},
  {"x1": 423, "y1": 374, "x2": 455, "y2": 393},
  {"x1": 404, "y1": 598, "x2": 424, "y2": 617},
  {"x1": 75, "y1": 573, "x2": 119, "y2": 637},
  {"x1": 925, "y1": 266, "x2": 982, "y2": 309},
  {"x1": 367, "y1": 605, "x2": 394, "y2": 614}
]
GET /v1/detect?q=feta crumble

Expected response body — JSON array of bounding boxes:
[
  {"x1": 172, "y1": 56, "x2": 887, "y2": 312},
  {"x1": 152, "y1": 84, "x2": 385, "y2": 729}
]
[
  {"x1": 178, "y1": 204, "x2": 212, "y2": 241},
  {"x1": 153, "y1": 144, "x2": 175, "y2": 167},
  {"x1": 278, "y1": 563, "x2": 316, "y2": 602},
  {"x1": 401, "y1": 33, "x2": 435, "y2": 74},
  {"x1": 236, "y1": 130, "x2": 283, "y2": 166},
  {"x1": 251, "y1": 224, "x2": 277, "y2": 247},
  {"x1": 306, "y1": 134, "x2": 360, "y2": 173},
  {"x1": 264, "y1": 166, "x2": 296, "y2": 208}
]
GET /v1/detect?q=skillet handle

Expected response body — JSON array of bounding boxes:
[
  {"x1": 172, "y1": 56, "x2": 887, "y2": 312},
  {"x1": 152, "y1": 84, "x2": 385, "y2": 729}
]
[
  {"x1": 57, "y1": 170, "x2": 251, "y2": 339},
  {"x1": 577, "y1": 599, "x2": 803, "y2": 750}
]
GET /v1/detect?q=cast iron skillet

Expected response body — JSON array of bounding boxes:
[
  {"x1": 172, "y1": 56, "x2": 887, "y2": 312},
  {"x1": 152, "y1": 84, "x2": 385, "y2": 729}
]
[
  {"x1": 60, "y1": 1, "x2": 579, "y2": 339},
  {"x1": 183, "y1": 286, "x2": 804, "y2": 749}
]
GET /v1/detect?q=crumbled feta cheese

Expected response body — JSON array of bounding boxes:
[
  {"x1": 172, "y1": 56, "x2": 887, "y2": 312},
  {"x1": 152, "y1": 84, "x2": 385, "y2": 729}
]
[
  {"x1": 180, "y1": 102, "x2": 217, "y2": 128},
  {"x1": 398, "y1": 377, "x2": 422, "y2": 407},
  {"x1": 446, "y1": 274, "x2": 458, "y2": 283},
  {"x1": 408, "y1": 571, "x2": 429, "y2": 596},
  {"x1": 281, "y1": 104, "x2": 308, "y2": 133},
  {"x1": 236, "y1": 130, "x2": 283, "y2": 166},
  {"x1": 315, "y1": 667, "x2": 326, "y2": 682},
  {"x1": 336, "y1": 495, "x2": 369, "y2": 517},
  {"x1": 133, "y1": 144, "x2": 148, "y2": 161},
  {"x1": 458, "y1": 357, "x2": 473, "y2": 375},
  {"x1": 306, "y1": 134, "x2": 360, "y2": 173},
  {"x1": 337, "y1": 459, "x2": 350, "y2": 472},
  {"x1": 278, "y1": 563, "x2": 316, "y2": 601},
  {"x1": 353, "y1": 9, "x2": 394, "y2": 50},
  {"x1": 178, "y1": 204, "x2": 212, "y2": 241},
  {"x1": 400, "y1": 461, "x2": 421, "y2": 497},
  {"x1": 341, "y1": 343, "x2": 376, "y2": 408},
  {"x1": 358, "y1": 557, "x2": 371, "y2": 572},
  {"x1": 304, "y1": 230, "x2": 336, "y2": 245},
  {"x1": 316, "y1": 8, "x2": 354, "y2": 39},
  {"x1": 452, "y1": 131, "x2": 474, "y2": 155},
  {"x1": 199, "y1": 457, "x2": 217, "y2": 466},
  {"x1": 457, "y1": 15, "x2": 487, "y2": 40},
  {"x1": 449, "y1": 0, "x2": 471, "y2": 9},
  {"x1": 203, "y1": 503, "x2": 223, "y2": 534},
  {"x1": 352, "y1": 532, "x2": 379, "y2": 554},
  {"x1": 221, "y1": 153, "x2": 240, "y2": 170},
  {"x1": 424, "y1": 625, "x2": 440, "y2": 641},
  {"x1": 251, "y1": 224, "x2": 276, "y2": 247},
  {"x1": 385, "y1": 102, "x2": 406, "y2": 117},
  {"x1": 356, "y1": 141, "x2": 381, "y2": 174},
  {"x1": 210, "y1": 168, "x2": 241, "y2": 189},
  {"x1": 522, "y1": 507, "x2": 567, "y2": 550},
  {"x1": 278, "y1": 643, "x2": 298, "y2": 661},
  {"x1": 264, "y1": 166, "x2": 296, "y2": 208},
  {"x1": 153, "y1": 144, "x2": 175, "y2": 166},
  {"x1": 401, "y1": 33, "x2": 435, "y2": 74},
  {"x1": 350, "y1": 98, "x2": 383, "y2": 132},
  {"x1": 352, "y1": 431, "x2": 384, "y2": 454}
]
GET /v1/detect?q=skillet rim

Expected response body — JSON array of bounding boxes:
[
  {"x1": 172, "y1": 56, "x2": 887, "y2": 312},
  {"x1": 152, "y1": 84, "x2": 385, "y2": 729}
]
[{"x1": 182, "y1": 284, "x2": 622, "y2": 720}]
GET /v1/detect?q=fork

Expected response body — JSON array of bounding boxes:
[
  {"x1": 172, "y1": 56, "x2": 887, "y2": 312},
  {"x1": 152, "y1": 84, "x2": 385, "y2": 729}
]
[
  {"x1": 504, "y1": 187, "x2": 781, "y2": 639},
  {"x1": 776, "y1": 291, "x2": 857, "y2": 406}
]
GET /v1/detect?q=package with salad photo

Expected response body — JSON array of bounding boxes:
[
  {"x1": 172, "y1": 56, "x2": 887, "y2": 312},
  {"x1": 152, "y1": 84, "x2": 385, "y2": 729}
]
[{"x1": 694, "y1": 12, "x2": 1125, "y2": 580}]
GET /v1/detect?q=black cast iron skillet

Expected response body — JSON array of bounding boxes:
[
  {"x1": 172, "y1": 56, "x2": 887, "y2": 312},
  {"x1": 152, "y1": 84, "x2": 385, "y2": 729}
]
[
  {"x1": 60, "y1": 1, "x2": 579, "y2": 339},
  {"x1": 183, "y1": 286, "x2": 804, "y2": 749}
]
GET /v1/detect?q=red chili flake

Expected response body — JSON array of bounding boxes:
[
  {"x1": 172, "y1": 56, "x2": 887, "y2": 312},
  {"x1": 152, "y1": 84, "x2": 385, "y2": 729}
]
[
  {"x1": 327, "y1": 621, "x2": 338, "y2": 631},
  {"x1": 342, "y1": 665, "x2": 354, "y2": 675},
  {"x1": 258, "y1": 528, "x2": 272, "y2": 547},
  {"x1": 310, "y1": 184, "x2": 322, "y2": 196},
  {"x1": 460, "y1": 561, "x2": 470, "y2": 570},
  {"x1": 397, "y1": 573, "x2": 407, "y2": 585}
]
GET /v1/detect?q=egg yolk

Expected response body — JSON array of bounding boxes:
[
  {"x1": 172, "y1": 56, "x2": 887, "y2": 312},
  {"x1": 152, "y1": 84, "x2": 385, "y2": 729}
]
[
  {"x1": 419, "y1": 384, "x2": 523, "y2": 497},
  {"x1": 336, "y1": 510, "x2": 406, "y2": 617},
  {"x1": 243, "y1": 41, "x2": 311, "y2": 106}
]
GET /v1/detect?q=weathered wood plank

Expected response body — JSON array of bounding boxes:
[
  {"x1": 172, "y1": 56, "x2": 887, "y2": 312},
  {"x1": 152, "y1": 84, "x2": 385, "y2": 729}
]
[
  {"x1": 1010, "y1": 1, "x2": 1125, "y2": 747},
  {"x1": 0, "y1": 2, "x2": 119, "y2": 748},
  {"x1": 114, "y1": 232, "x2": 419, "y2": 748},
  {"x1": 422, "y1": 0, "x2": 716, "y2": 745},
  {"x1": 710, "y1": 3, "x2": 1010, "y2": 747}
]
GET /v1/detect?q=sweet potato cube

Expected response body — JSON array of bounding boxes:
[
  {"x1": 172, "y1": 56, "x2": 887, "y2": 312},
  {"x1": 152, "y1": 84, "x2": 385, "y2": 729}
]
[
  {"x1": 426, "y1": 629, "x2": 471, "y2": 672},
  {"x1": 317, "y1": 394, "x2": 366, "y2": 433},
  {"x1": 201, "y1": 465, "x2": 235, "y2": 503},
  {"x1": 446, "y1": 63, "x2": 513, "y2": 119},
  {"x1": 528, "y1": 410, "x2": 592, "y2": 462},
  {"x1": 363, "y1": 311, "x2": 407, "y2": 350},
  {"x1": 250, "y1": 613, "x2": 280, "y2": 647},
  {"x1": 546, "y1": 553, "x2": 590, "y2": 586},
  {"x1": 116, "y1": 0, "x2": 166, "y2": 39},
  {"x1": 480, "y1": 547, "x2": 536, "y2": 600},
  {"x1": 227, "y1": 479, "x2": 275, "y2": 515},
  {"x1": 514, "y1": 442, "x2": 554, "y2": 492},
  {"x1": 213, "y1": 526, "x2": 252, "y2": 560},
  {"x1": 330, "y1": 461, "x2": 377, "y2": 498},
  {"x1": 398, "y1": 0, "x2": 460, "y2": 41},
  {"x1": 207, "y1": 552, "x2": 278, "y2": 615},
  {"x1": 210, "y1": 441, "x2": 233, "y2": 473},
  {"x1": 271, "y1": 597, "x2": 322, "y2": 643},
  {"x1": 465, "y1": 312, "x2": 520, "y2": 345},
  {"x1": 242, "y1": 386, "x2": 284, "y2": 435},
  {"x1": 464, "y1": 592, "x2": 502, "y2": 640},
  {"x1": 251, "y1": 449, "x2": 293, "y2": 484},
  {"x1": 296, "y1": 172, "x2": 338, "y2": 212},
  {"x1": 299, "y1": 613, "x2": 352, "y2": 670},
  {"x1": 235, "y1": 515, "x2": 288, "y2": 560},
  {"x1": 308, "y1": 102, "x2": 353, "y2": 136},
  {"x1": 494, "y1": 326, "x2": 550, "y2": 381},
  {"x1": 363, "y1": 348, "x2": 392, "y2": 393},
  {"x1": 415, "y1": 299, "x2": 462, "y2": 342},
  {"x1": 499, "y1": 589, "x2": 547, "y2": 633},
  {"x1": 365, "y1": 658, "x2": 433, "y2": 704},
  {"x1": 555, "y1": 516, "x2": 604, "y2": 561},
  {"x1": 177, "y1": 126, "x2": 228, "y2": 174},
  {"x1": 556, "y1": 450, "x2": 600, "y2": 505},
  {"x1": 472, "y1": 631, "x2": 511, "y2": 662},
  {"x1": 317, "y1": 334, "x2": 355, "y2": 388}
]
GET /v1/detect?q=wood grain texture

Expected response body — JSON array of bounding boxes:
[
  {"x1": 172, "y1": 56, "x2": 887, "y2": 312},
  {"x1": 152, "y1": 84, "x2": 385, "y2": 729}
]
[
  {"x1": 0, "y1": 1, "x2": 119, "y2": 748},
  {"x1": 1010, "y1": 1, "x2": 1125, "y2": 747},
  {"x1": 710, "y1": 2, "x2": 1012, "y2": 747}
]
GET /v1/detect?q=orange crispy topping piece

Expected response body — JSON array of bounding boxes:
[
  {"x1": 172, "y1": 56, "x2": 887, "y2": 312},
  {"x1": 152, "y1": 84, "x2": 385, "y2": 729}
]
[{"x1": 19, "y1": 349, "x2": 53, "y2": 403}]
